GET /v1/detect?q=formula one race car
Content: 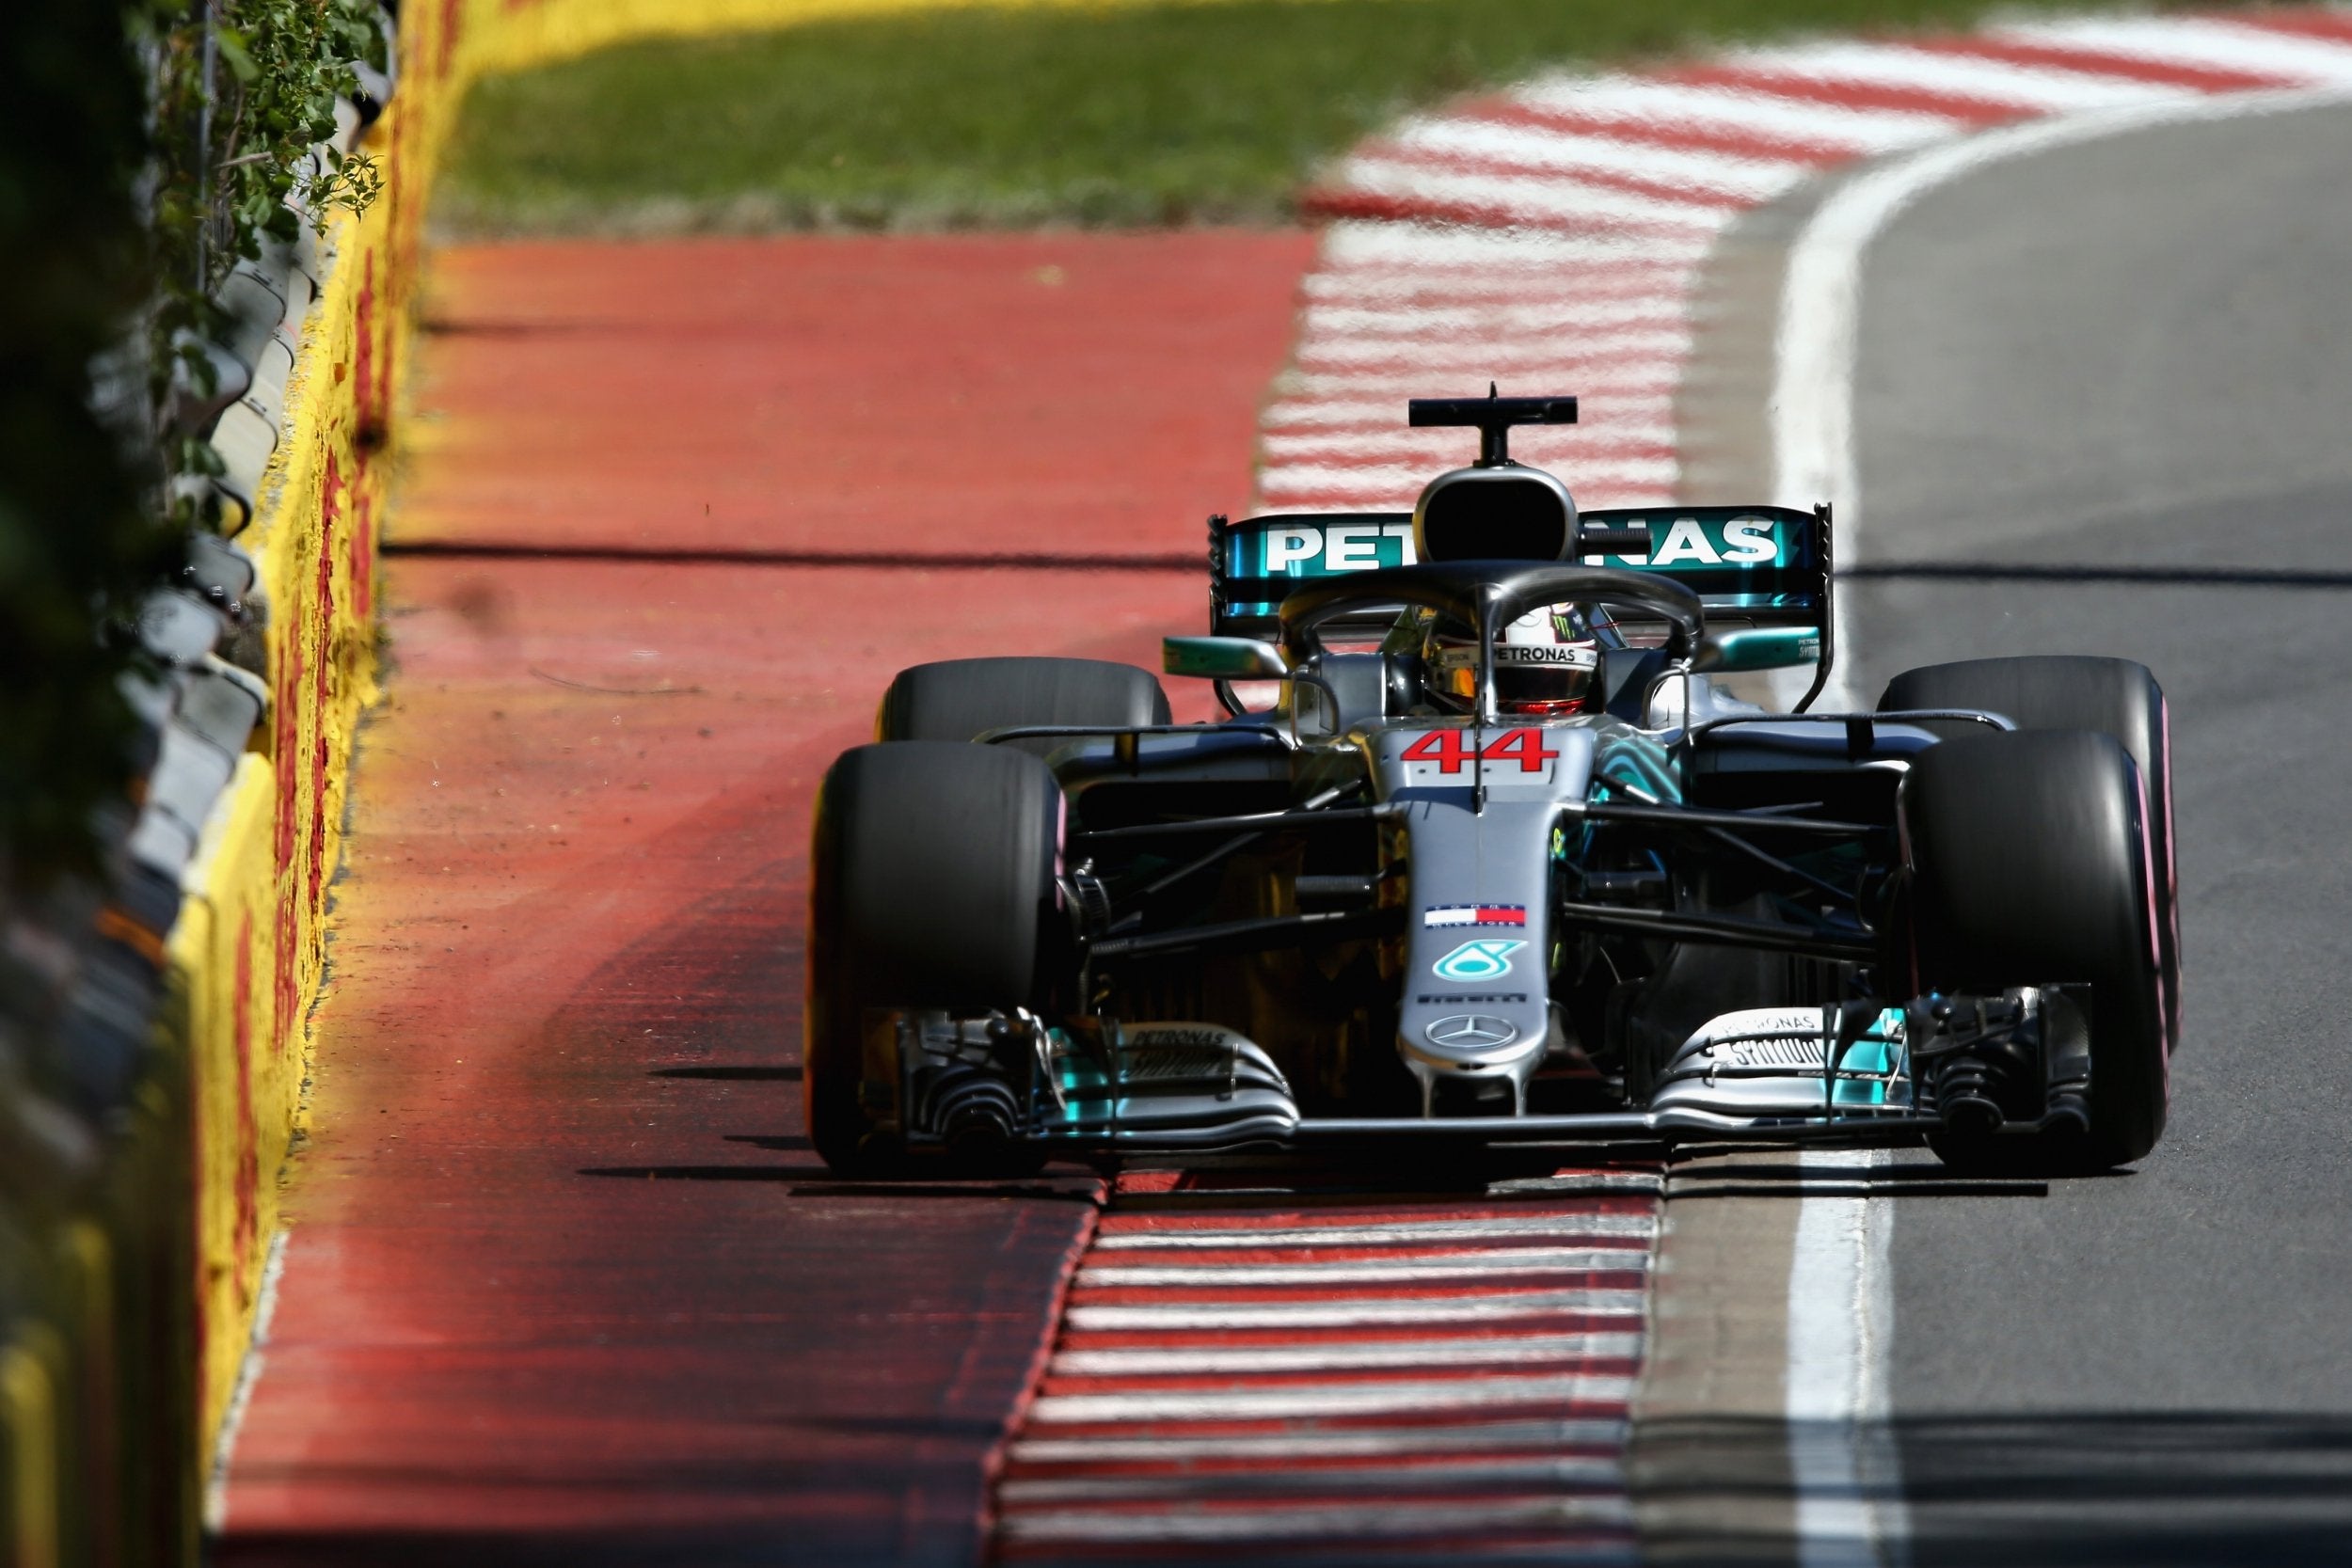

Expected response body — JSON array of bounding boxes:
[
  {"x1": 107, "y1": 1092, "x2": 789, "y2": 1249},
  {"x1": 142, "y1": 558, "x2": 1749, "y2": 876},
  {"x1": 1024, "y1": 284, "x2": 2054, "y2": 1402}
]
[{"x1": 804, "y1": 395, "x2": 2179, "y2": 1176}]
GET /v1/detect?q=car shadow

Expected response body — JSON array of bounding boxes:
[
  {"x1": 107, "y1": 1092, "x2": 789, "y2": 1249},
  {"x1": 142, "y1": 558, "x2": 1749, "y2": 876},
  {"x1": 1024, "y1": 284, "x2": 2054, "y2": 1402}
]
[{"x1": 650, "y1": 1064, "x2": 802, "y2": 1082}]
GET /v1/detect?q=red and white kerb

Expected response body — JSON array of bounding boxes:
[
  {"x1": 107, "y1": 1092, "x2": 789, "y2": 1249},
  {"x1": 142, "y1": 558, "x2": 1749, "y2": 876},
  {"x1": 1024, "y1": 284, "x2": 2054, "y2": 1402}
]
[{"x1": 991, "y1": 1171, "x2": 1663, "y2": 1564}]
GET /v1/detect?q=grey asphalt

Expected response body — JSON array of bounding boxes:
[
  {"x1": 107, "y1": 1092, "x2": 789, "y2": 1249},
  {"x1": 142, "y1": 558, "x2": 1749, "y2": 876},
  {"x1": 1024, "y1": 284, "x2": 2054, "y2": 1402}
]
[{"x1": 1842, "y1": 100, "x2": 2352, "y2": 1565}]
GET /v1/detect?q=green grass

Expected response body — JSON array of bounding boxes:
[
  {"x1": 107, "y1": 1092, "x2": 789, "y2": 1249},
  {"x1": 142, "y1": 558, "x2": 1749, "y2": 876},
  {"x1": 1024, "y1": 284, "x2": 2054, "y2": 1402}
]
[{"x1": 438, "y1": 0, "x2": 2233, "y2": 233}]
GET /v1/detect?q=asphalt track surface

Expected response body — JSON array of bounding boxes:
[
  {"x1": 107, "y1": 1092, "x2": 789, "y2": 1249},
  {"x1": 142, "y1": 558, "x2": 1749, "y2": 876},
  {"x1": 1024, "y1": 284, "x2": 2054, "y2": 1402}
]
[
  {"x1": 215, "y1": 230, "x2": 1309, "y2": 1566},
  {"x1": 1842, "y1": 101, "x2": 2352, "y2": 1564}
]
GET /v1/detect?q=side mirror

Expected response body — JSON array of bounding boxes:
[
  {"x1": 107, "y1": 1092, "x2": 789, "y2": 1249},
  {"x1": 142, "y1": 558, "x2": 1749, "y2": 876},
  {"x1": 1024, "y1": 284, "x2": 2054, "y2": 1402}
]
[
  {"x1": 1692, "y1": 626, "x2": 1820, "y2": 673},
  {"x1": 1163, "y1": 635, "x2": 1290, "y2": 680}
]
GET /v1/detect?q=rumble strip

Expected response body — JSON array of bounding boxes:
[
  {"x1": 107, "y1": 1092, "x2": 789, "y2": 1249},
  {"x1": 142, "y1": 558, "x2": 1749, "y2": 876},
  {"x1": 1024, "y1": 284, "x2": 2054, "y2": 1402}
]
[{"x1": 990, "y1": 1168, "x2": 1662, "y2": 1564}]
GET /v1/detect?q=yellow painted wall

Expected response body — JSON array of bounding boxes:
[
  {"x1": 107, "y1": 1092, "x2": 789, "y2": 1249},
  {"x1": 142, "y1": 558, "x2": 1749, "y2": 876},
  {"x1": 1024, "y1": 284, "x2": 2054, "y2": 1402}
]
[
  {"x1": 178, "y1": 759, "x2": 288, "y2": 1440},
  {"x1": 177, "y1": 97, "x2": 415, "y2": 1447}
]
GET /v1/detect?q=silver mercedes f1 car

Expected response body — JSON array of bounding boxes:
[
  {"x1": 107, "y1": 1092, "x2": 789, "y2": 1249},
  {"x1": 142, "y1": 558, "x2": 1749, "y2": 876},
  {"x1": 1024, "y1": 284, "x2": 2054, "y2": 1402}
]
[{"x1": 804, "y1": 395, "x2": 2179, "y2": 1176}]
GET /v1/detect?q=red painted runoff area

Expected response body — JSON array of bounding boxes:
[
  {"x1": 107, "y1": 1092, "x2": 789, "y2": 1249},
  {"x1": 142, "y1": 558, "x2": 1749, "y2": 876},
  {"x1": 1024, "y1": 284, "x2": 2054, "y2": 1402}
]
[
  {"x1": 215, "y1": 230, "x2": 1312, "y2": 1565},
  {"x1": 396, "y1": 231, "x2": 1314, "y2": 559}
]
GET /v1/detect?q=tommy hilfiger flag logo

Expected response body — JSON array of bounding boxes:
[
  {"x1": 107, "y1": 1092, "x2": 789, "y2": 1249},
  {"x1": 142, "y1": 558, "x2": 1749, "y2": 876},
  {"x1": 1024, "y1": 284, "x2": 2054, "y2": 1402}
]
[{"x1": 1423, "y1": 905, "x2": 1528, "y2": 928}]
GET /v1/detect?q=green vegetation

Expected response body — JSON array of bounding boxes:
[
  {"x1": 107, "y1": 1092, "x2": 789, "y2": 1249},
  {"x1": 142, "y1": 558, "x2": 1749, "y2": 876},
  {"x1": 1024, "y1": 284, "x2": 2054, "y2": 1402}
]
[
  {"x1": 157, "y1": 0, "x2": 389, "y2": 277},
  {"x1": 0, "y1": 0, "x2": 383, "y2": 888},
  {"x1": 441, "y1": 0, "x2": 2233, "y2": 233},
  {"x1": 153, "y1": 0, "x2": 388, "y2": 500}
]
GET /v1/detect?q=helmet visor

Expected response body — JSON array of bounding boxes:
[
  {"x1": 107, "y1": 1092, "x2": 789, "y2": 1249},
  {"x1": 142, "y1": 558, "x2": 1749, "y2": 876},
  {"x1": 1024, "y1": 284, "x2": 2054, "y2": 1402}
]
[{"x1": 1428, "y1": 640, "x2": 1599, "y2": 711}]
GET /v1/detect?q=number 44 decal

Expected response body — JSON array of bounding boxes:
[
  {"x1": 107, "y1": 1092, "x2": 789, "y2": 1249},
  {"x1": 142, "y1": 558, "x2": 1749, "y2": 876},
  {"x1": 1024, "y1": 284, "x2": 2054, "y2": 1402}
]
[{"x1": 1399, "y1": 728, "x2": 1560, "y2": 774}]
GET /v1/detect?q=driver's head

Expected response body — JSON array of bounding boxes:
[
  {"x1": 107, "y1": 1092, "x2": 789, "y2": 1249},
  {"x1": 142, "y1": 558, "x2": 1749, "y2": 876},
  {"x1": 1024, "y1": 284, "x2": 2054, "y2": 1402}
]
[{"x1": 1424, "y1": 604, "x2": 1602, "y2": 716}]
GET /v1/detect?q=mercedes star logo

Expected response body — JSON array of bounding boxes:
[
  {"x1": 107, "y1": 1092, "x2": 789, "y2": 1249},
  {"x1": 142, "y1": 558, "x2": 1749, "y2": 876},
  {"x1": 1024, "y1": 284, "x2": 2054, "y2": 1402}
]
[{"x1": 1424, "y1": 1013, "x2": 1519, "y2": 1050}]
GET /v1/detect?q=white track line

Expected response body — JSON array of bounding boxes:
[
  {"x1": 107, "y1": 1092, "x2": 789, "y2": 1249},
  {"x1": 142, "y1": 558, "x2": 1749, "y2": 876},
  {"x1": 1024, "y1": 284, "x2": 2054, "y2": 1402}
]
[
  {"x1": 1317, "y1": 219, "x2": 1708, "y2": 267},
  {"x1": 1264, "y1": 446, "x2": 1676, "y2": 477},
  {"x1": 1298, "y1": 271, "x2": 1698, "y2": 303},
  {"x1": 1482, "y1": 1172, "x2": 1665, "y2": 1195},
  {"x1": 1028, "y1": 1373, "x2": 1638, "y2": 1424},
  {"x1": 1077, "y1": 1249, "x2": 1648, "y2": 1286},
  {"x1": 1302, "y1": 300, "x2": 1695, "y2": 336},
  {"x1": 1091, "y1": 1213, "x2": 1658, "y2": 1245},
  {"x1": 1509, "y1": 74, "x2": 1963, "y2": 152},
  {"x1": 1007, "y1": 1418, "x2": 1629, "y2": 1465},
  {"x1": 1784, "y1": 1149, "x2": 1899, "y2": 1568},
  {"x1": 1051, "y1": 1332, "x2": 1645, "y2": 1374},
  {"x1": 1293, "y1": 331, "x2": 1692, "y2": 368},
  {"x1": 997, "y1": 1494, "x2": 1635, "y2": 1544},
  {"x1": 1379, "y1": 120, "x2": 1819, "y2": 199},
  {"x1": 1263, "y1": 430, "x2": 1674, "y2": 463},
  {"x1": 1064, "y1": 1288, "x2": 1648, "y2": 1331},
  {"x1": 999, "y1": 1454, "x2": 1626, "y2": 1503},
  {"x1": 1263, "y1": 382, "x2": 1676, "y2": 420},
  {"x1": 1720, "y1": 39, "x2": 2196, "y2": 110},
  {"x1": 204, "y1": 1227, "x2": 290, "y2": 1532},
  {"x1": 1334, "y1": 162, "x2": 1736, "y2": 229},
  {"x1": 1997, "y1": 16, "x2": 2352, "y2": 82},
  {"x1": 1273, "y1": 430, "x2": 1673, "y2": 451}
]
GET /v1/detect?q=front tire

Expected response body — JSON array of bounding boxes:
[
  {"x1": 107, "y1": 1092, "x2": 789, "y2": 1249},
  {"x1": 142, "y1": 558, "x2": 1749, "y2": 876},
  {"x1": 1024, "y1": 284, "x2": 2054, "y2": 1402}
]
[
  {"x1": 1881, "y1": 656, "x2": 2180, "y2": 1050},
  {"x1": 878, "y1": 657, "x2": 1170, "y2": 751},
  {"x1": 804, "y1": 741, "x2": 1061, "y2": 1174},
  {"x1": 1904, "y1": 729, "x2": 2167, "y2": 1172}
]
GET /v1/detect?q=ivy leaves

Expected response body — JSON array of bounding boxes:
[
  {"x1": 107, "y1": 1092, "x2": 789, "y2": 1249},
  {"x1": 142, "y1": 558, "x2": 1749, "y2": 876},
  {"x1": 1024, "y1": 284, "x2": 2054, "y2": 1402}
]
[{"x1": 203, "y1": 0, "x2": 387, "y2": 257}]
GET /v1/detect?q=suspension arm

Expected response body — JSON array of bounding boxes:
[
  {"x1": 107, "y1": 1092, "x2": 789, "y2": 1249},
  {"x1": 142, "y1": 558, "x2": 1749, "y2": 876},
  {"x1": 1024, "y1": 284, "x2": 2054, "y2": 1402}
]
[
  {"x1": 1088, "y1": 905, "x2": 1404, "y2": 961},
  {"x1": 1554, "y1": 899, "x2": 1879, "y2": 959}
]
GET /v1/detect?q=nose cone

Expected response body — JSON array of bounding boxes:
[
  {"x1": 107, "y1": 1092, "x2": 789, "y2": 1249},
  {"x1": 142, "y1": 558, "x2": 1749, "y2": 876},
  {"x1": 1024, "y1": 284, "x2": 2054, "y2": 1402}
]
[
  {"x1": 1375, "y1": 724, "x2": 1594, "y2": 1112},
  {"x1": 1408, "y1": 1003, "x2": 1545, "y2": 1069}
]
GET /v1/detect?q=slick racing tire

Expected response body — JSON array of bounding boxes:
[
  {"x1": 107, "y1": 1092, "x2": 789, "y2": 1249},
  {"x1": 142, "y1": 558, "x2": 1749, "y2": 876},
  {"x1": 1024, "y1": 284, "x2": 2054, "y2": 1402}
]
[
  {"x1": 804, "y1": 741, "x2": 1060, "y2": 1176},
  {"x1": 879, "y1": 657, "x2": 1171, "y2": 752},
  {"x1": 1904, "y1": 730, "x2": 2167, "y2": 1172},
  {"x1": 1880, "y1": 656, "x2": 2180, "y2": 1051}
]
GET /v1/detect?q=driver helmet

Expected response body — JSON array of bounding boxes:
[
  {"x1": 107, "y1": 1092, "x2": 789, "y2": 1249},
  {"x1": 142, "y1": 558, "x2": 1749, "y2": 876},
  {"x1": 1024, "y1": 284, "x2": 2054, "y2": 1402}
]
[{"x1": 1424, "y1": 604, "x2": 1603, "y2": 716}]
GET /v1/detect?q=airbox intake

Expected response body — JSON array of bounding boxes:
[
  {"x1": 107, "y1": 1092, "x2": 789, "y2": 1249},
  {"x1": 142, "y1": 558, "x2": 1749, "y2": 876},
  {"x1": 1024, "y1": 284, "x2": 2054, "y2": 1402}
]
[{"x1": 1412, "y1": 465, "x2": 1578, "y2": 562}]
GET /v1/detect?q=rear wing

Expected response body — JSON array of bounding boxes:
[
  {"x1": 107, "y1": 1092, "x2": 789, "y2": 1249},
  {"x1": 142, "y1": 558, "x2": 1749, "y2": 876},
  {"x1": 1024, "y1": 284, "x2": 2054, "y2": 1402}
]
[{"x1": 1206, "y1": 503, "x2": 1836, "y2": 705}]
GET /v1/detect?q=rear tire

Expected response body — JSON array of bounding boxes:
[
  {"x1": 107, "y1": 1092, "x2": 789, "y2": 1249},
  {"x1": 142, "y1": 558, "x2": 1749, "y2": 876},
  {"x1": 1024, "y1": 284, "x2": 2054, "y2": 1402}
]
[
  {"x1": 1904, "y1": 730, "x2": 2167, "y2": 1172},
  {"x1": 804, "y1": 741, "x2": 1062, "y2": 1175},
  {"x1": 1880, "y1": 656, "x2": 2179, "y2": 1050},
  {"x1": 879, "y1": 657, "x2": 1170, "y2": 752}
]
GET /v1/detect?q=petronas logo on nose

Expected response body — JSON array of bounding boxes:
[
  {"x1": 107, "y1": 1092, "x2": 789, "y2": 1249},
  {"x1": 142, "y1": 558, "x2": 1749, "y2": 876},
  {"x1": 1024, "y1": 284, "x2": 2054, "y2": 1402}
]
[{"x1": 1433, "y1": 940, "x2": 1525, "y2": 982}]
